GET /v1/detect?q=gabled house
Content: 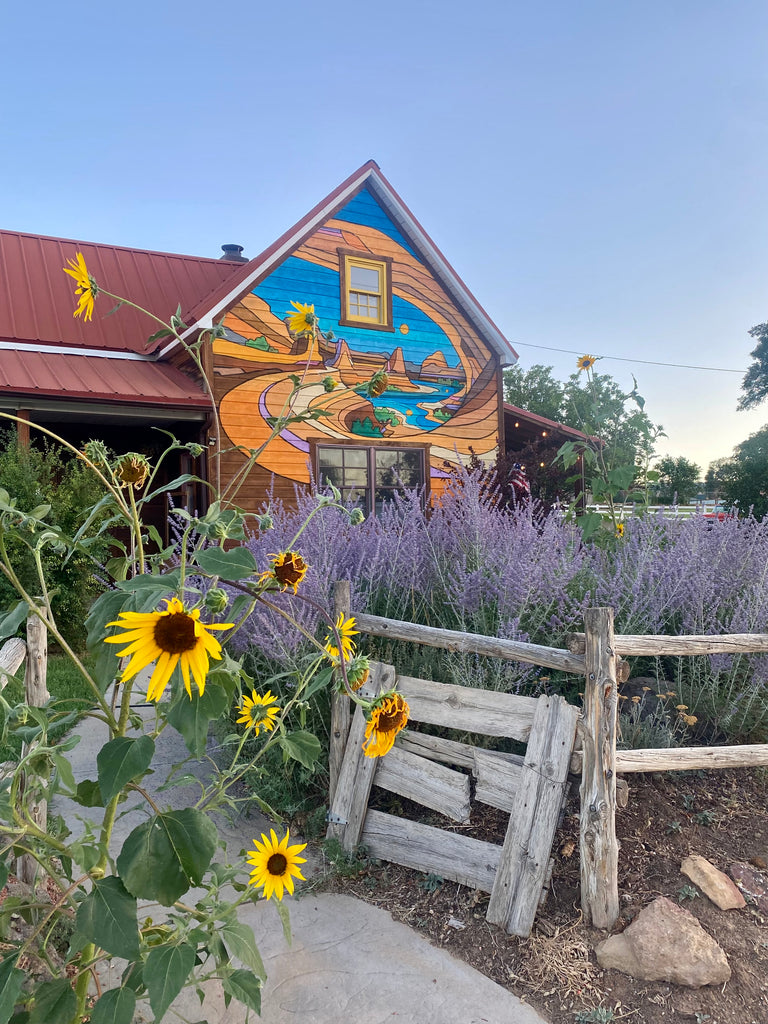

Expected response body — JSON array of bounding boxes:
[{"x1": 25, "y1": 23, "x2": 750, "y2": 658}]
[{"x1": 0, "y1": 161, "x2": 521, "y2": 520}]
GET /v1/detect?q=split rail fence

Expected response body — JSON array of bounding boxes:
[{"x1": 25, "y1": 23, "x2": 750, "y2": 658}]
[{"x1": 328, "y1": 582, "x2": 768, "y2": 936}]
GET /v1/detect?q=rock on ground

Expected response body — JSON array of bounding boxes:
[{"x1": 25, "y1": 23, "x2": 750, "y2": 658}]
[
  {"x1": 680, "y1": 854, "x2": 746, "y2": 910},
  {"x1": 595, "y1": 896, "x2": 731, "y2": 988}
]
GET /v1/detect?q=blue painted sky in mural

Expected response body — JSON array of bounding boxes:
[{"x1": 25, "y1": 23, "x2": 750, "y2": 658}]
[
  {"x1": 4, "y1": 0, "x2": 768, "y2": 467},
  {"x1": 256, "y1": 256, "x2": 462, "y2": 367}
]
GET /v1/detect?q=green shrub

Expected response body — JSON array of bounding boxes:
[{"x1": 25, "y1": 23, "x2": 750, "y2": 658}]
[{"x1": 0, "y1": 430, "x2": 110, "y2": 649}]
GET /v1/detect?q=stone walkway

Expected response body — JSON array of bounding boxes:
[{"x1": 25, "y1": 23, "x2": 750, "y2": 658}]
[{"x1": 52, "y1": 695, "x2": 551, "y2": 1023}]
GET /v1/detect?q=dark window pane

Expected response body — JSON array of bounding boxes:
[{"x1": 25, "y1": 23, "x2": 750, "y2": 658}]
[{"x1": 320, "y1": 466, "x2": 343, "y2": 489}]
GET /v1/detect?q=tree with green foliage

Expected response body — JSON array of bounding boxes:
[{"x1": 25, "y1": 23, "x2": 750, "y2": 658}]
[
  {"x1": 653, "y1": 455, "x2": 702, "y2": 504},
  {"x1": 738, "y1": 322, "x2": 768, "y2": 410},
  {"x1": 719, "y1": 425, "x2": 768, "y2": 518},
  {"x1": 704, "y1": 457, "x2": 733, "y2": 500},
  {"x1": 503, "y1": 363, "x2": 565, "y2": 421}
]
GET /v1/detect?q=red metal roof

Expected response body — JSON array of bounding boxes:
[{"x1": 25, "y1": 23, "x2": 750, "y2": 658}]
[
  {"x1": 0, "y1": 229, "x2": 243, "y2": 355},
  {"x1": 0, "y1": 349, "x2": 210, "y2": 408}
]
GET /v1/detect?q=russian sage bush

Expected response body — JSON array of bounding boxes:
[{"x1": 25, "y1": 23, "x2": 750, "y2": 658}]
[{"x1": 237, "y1": 469, "x2": 768, "y2": 741}]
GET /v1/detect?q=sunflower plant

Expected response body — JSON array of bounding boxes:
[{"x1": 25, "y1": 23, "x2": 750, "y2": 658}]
[
  {"x1": 554, "y1": 354, "x2": 661, "y2": 541},
  {"x1": 0, "y1": 257, "x2": 409, "y2": 1024}
]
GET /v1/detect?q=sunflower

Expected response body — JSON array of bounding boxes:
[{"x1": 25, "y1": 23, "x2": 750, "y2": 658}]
[
  {"x1": 258, "y1": 551, "x2": 308, "y2": 593},
  {"x1": 115, "y1": 453, "x2": 150, "y2": 489},
  {"x1": 287, "y1": 301, "x2": 315, "y2": 336},
  {"x1": 615, "y1": 523, "x2": 625, "y2": 538},
  {"x1": 104, "y1": 597, "x2": 233, "y2": 701},
  {"x1": 341, "y1": 655, "x2": 370, "y2": 693},
  {"x1": 362, "y1": 691, "x2": 410, "y2": 758},
  {"x1": 366, "y1": 370, "x2": 389, "y2": 397},
  {"x1": 323, "y1": 614, "x2": 359, "y2": 660},
  {"x1": 247, "y1": 828, "x2": 307, "y2": 900},
  {"x1": 237, "y1": 690, "x2": 281, "y2": 735},
  {"x1": 576, "y1": 354, "x2": 597, "y2": 372},
  {"x1": 63, "y1": 252, "x2": 99, "y2": 321}
]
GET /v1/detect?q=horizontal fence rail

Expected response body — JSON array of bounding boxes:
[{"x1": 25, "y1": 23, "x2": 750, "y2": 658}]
[
  {"x1": 567, "y1": 631, "x2": 768, "y2": 656},
  {"x1": 355, "y1": 612, "x2": 586, "y2": 675}
]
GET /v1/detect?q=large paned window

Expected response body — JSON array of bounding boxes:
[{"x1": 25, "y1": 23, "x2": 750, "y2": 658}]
[
  {"x1": 317, "y1": 445, "x2": 425, "y2": 515},
  {"x1": 338, "y1": 250, "x2": 393, "y2": 331}
]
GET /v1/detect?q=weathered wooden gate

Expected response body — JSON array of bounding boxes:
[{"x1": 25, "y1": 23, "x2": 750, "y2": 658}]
[{"x1": 327, "y1": 661, "x2": 578, "y2": 938}]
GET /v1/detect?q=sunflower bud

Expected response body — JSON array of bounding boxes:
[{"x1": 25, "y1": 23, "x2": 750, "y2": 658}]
[
  {"x1": 205, "y1": 588, "x2": 229, "y2": 614},
  {"x1": 115, "y1": 453, "x2": 150, "y2": 489},
  {"x1": 344, "y1": 656, "x2": 370, "y2": 692},
  {"x1": 323, "y1": 376, "x2": 338, "y2": 393},
  {"x1": 257, "y1": 512, "x2": 274, "y2": 531},
  {"x1": 187, "y1": 442, "x2": 205, "y2": 458},
  {"x1": 367, "y1": 371, "x2": 389, "y2": 397},
  {"x1": 349, "y1": 508, "x2": 365, "y2": 526}
]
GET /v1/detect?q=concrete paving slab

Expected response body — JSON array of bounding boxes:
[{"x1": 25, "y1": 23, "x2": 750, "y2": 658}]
[{"x1": 51, "y1": 688, "x2": 551, "y2": 1024}]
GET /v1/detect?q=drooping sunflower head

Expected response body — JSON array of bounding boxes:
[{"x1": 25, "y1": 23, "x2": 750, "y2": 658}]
[
  {"x1": 323, "y1": 614, "x2": 359, "y2": 661},
  {"x1": 236, "y1": 689, "x2": 281, "y2": 735},
  {"x1": 576, "y1": 354, "x2": 597, "y2": 372},
  {"x1": 63, "y1": 252, "x2": 99, "y2": 322},
  {"x1": 259, "y1": 551, "x2": 309, "y2": 594},
  {"x1": 287, "y1": 301, "x2": 316, "y2": 336},
  {"x1": 247, "y1": 828, "x2": 307, "y2": 901},
  {"x1": 104, "y1": 596, "x2": 233, "y2": 702},
  {"x1": 361, "y1": 691, "x2": 410, "y2": 758},
  {"x1": 114, "y1": 453, "x2": 150, "y2": 489},
  {"x1": 366, "y1": 370, "x2": 390, "y2": 397}
]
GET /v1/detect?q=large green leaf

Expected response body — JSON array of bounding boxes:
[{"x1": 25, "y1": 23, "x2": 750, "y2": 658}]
[
  {"x1": 97, "y1": 736, "x2": 155, "y2": 804},
  {"x1": 75, "y1": 876, "x2": 140, "y2": 960},
  {"x1": 222, "y1": 969, "x2": 262, "y2": 1015},
  {"x1": 193, "y1": 546, "x2": 257, "y2": 581},
  {"x1": 167, "y1": 684, "x2": 228, "y2": 758},
  {"x1": 29, "y1": 979, "x2": 76, "y2": 1024},
  {"x1": 89, "y1": 987, "x2": 136, "y2": 1024},
  {"x1": 0, "y1": 955, "x2": 25, "y2": 1024},
  {"x1": 221, "y1": 921, "x2": 266, "y2": 979},
  {"x1": 280, "y1": 730, "x2": 322, "y2": 769},
  {"x1": 144, "y1": 943, "x2": 196, "y2": 1022},
  {"x1": 117, "y1": 809, "x2": 218, "y2": 906},
  {"x1": 86, "y1": 590, "x2": 130, "y2": 648},
  {"x1": 73, "y1": 779, "x2": 105, "y2": 808},
  {"x1": 0, "y1": 602, "x2": 28, "y2": 642}
]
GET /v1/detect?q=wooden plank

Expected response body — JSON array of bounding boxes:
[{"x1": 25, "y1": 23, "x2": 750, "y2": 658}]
[
  {"x1": 326, "y1": 661, "x2": 396, "y2": 852},
  {"x1": 567, "y1": 631, "x2": 768, "y2": 657},
  {"x1": 579, "y1": 608, "x2": 620, "y2": 930},
  {"x1": 610, "y1": 744, "x2": 768, "y2": 773},
  {"x1": 361, "y1": 809, "x2": 501, "y2": 892},
  {"x1": 395, "y1": 674, "x2": 538, "y2": 743},
  {"x1": 373, "y1": 746, "x2": 471, "y2": 823},
  {"x1": 0, "y1": 637, "x2": 26, "y2": 690},
  {"x1": 487, "y1": 694, "x2": 578, "y2": 937},
  {"x1": 473, "y1": 749, "x2": 524, "y2": 812},
  {"x1": 329, "y1": 580, "x2": 351, "y2": 805},
  {"x1": 395, "y1": 731, "x2": 476, "y2": 769},
  {"x1": 18, "y1": 610, "x2": 48, "y2": 885},
  {"x1": 356, "y1": 612, "x2": 586, "y2": 675}
]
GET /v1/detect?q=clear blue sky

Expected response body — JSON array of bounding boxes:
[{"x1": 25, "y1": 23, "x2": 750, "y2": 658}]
[{"x1": 3, "y1": 0, "x2": 767, "y2": 473}]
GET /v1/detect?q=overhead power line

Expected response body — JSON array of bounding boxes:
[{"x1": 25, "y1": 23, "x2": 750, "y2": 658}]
[{"x1": 515, "y1": 342, "x2": 745, "y2": 374}]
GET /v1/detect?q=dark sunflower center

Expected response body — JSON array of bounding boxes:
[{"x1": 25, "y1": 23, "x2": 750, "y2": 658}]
[
  {"x1": 274, "y1": 557, "x2": 306, "y2": 585},
  {"x1": 154, "y1": 613, "x2": 196, "y2": 655},
  {"x1": 267, "y1": 853, "x2": 287, "y2": 876},
  {"x1": 378, "y1": 708, "x2": 407, "y2": 734}
]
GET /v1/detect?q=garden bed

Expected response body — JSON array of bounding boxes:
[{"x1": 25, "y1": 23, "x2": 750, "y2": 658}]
[{"x1": 315, "y1": 767, "x2": 768, "y2": 1024}]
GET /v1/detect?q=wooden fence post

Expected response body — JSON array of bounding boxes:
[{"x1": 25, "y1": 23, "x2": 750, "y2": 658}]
[
  {"x1": 0, "y1": 637, "x2": 27, "y2": 691},
  {"x1": 580, "y1": 606, "x2": 620, "y2": 929},
  {"x1": 18, "y1": 608, "x2": 49, "y2": 885},
  {"x1": 329, "y1": 581, "x2": 352, "y2": 805}
]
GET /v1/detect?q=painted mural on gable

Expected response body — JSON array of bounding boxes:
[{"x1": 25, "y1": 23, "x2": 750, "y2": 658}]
[{"x1": 213, "y1": 187, "x2": 500, "y2": 488}]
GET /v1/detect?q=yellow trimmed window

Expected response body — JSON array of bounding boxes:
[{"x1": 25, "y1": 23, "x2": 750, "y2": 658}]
[{"x1": 341, "y1": 254, "x2": 392, "y2": 328}]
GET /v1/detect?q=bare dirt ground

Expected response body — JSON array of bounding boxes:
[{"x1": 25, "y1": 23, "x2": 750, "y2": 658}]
[{"x1": 314, "y1": 768, "x2": 768, "y2": 1024}]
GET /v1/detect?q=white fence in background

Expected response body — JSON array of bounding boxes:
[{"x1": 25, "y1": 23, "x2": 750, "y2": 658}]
[{"x1": 588, "y1": 501, "x2": 729, "y2": 520}]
